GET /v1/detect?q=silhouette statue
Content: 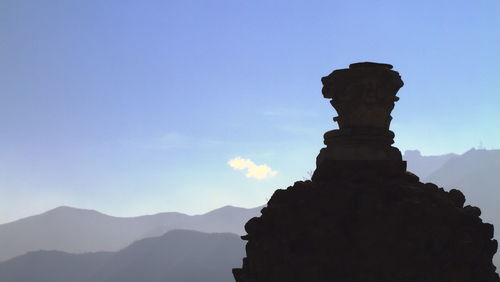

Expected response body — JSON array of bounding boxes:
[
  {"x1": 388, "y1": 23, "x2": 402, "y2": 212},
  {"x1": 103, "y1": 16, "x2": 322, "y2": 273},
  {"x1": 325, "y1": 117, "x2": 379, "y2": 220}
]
[{"x1": 233, "y1": 62, "x2": 499, "y2": 282}]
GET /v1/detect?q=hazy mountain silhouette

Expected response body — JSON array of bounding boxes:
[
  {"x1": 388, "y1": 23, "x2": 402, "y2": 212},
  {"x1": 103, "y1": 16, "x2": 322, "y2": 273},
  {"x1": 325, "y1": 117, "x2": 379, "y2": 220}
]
[
  {"x1": 0, "y1": 230, "x2": 244, "y2": 282},
  {"x1": 0, "y1": 205, "x2": 260, "y2": 262},
  {"x1": 1, "y1": 149, "x2": 498, "y2": 272},
  {"x1": 425, "y1": 148, "x2": 500, "y2": 267},
  {"x1": 0, "y1": 250, "x2": 112, "y2": 282},
  {"x1": 403, "y1": 149, "x2": 458, "y2": 179}
]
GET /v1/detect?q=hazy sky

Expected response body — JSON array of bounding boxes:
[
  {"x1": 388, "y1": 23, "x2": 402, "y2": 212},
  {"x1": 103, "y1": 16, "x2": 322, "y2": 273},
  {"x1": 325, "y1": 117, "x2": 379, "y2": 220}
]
[{"x1": 1, "y1": 0, "x2": 499, "y2": 223}]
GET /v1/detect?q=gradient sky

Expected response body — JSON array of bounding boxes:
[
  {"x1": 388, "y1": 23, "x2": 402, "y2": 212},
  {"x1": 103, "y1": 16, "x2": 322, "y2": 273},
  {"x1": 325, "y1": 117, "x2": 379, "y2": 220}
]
[{"x1": 1, "y1": 0, "x2": 499, "y2": 223}]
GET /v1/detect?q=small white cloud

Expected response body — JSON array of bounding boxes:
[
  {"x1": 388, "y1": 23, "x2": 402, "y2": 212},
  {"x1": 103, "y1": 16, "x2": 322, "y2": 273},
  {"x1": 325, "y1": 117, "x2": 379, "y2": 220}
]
[{"x1": 228, "y1": 157, "x2": 278, "y2": 180}]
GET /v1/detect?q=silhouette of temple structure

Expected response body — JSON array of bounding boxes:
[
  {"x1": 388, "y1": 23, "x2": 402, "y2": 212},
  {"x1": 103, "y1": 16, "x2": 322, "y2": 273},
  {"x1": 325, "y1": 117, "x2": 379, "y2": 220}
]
[{"x1": 233, "y1": 63, "x2": 499, "y2": 282}]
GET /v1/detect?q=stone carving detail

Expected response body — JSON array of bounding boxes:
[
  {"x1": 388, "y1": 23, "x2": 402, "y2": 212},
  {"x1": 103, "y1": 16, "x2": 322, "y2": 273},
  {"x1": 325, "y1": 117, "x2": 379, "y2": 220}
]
[
  {"x1": 322, "y1": 62, "x2": 402, "y2": 130},
  {"x1": 314, "y1": 63, "x2": 406, "y2": 181},
  {"x1": 233, "y1": 63, "x2": 499, "y2": 282}
]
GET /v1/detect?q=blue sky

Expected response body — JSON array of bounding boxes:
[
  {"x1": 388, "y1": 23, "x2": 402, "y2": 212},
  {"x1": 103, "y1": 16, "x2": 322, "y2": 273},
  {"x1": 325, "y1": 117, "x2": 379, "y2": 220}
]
[{"x1": 1, "y1": 0, "x2": 499, "y2": 223}]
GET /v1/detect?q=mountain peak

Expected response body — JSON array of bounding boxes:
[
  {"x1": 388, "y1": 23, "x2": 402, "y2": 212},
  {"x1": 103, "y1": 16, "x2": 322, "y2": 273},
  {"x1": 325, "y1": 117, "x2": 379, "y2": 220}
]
[
  {"x1": 49, "y1": 205, "x2": 95, "y2": 212},
  {"x1": 201, "y1": 205, "x2": 262, "y2": 216},
  {"x1": 51, "y1": 206, "x2": 81, "y2": 211},
  {"x1": 42, "y1": 206, "x2": 106, "y2": 217},
  {"x1": 404, "y1": 150, "x2": 422, "y2": 158},
  {"x1": 463, "y1": 147, "x2": 500, "y2": 155}
]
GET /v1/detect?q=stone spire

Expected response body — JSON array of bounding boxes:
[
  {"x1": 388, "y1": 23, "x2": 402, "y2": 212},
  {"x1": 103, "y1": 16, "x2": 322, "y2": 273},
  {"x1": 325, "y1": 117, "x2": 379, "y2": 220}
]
[
  {"x1": 313, "y1": 62, "x2": 406, "y2": 181},
  {"x1": 233, "y1": 63, "x2": 499, "y2": 282}
]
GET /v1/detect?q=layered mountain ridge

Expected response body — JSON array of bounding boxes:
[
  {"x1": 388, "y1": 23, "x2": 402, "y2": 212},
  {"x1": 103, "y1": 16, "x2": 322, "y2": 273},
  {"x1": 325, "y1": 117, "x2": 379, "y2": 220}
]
[
  {"x1": 0, "y1": 205, "x2": 260, "y2": 262},
  {"x1": 0, "y1": 148, "x2": 498, "y2": 279},
  {"x1": 0, "y1": 230, "x2": 244, "y2": 282}
]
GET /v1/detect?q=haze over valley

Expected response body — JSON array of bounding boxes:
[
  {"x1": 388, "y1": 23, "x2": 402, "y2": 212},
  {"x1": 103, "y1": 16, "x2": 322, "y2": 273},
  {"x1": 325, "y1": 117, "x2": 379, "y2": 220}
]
[{"x1": 0, "y1": 148, "x2": 498, "y2": 281}]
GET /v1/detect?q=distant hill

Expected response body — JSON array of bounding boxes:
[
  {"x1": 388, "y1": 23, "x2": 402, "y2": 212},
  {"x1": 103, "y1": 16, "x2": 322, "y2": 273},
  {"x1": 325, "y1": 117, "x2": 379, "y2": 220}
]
[
  {"x1": 0, "y1": 250, "x2": 112, "y2": 282},
  {"x1": 403, "y1": 149, "x2": 458, "y2": 179},
  {"x1": 0, "y1": 205, "x2": 260, "y2": 262},
  {"x1": 0, "y1": 230, "x2": 245, "y2": 282},
  {"x1": 425, "y1": 148, "x2": 500, "y2": 267}
]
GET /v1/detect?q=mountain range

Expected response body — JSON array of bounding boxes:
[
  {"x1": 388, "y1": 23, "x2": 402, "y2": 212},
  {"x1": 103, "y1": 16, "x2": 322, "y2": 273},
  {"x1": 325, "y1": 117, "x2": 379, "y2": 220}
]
[
  {"x1": 403, "y1": 149, "x2": 458, "y2": 179},
  {"x1": 0, "y1": 205, "x2": 260, "y2": 262},
  {"x1": 0, "y1": 230, "x2": 244, "y2": 282}
]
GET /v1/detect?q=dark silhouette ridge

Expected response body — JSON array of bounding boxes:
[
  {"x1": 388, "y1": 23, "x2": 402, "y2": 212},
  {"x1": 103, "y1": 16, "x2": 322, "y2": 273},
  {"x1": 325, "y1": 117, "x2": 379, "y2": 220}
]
[
  {"x1": 0, "y1": 230, "x2": 244, "y2": 282},
  {"x1": 233, "y1": 63, "x2": 499, "y2": 282},
  {"x1": 0, "y1": 205, "x2": 261, "y2": 262}
]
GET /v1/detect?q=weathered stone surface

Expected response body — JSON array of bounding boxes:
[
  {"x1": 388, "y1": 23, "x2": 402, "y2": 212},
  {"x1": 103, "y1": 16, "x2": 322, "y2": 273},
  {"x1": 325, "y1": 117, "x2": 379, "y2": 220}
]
[
  {"x1": 321, "y1": 62, "x2": 403, "y2": 131},
  {"x1": 316, "y1": 62, "x2": 405, "y2": 172},
  {"x1": 234, "y1": 175, "x2": 498, "y2": 282},
  {"x1": 233, "y1": 62, "x2": 499, "y2": 282}
]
